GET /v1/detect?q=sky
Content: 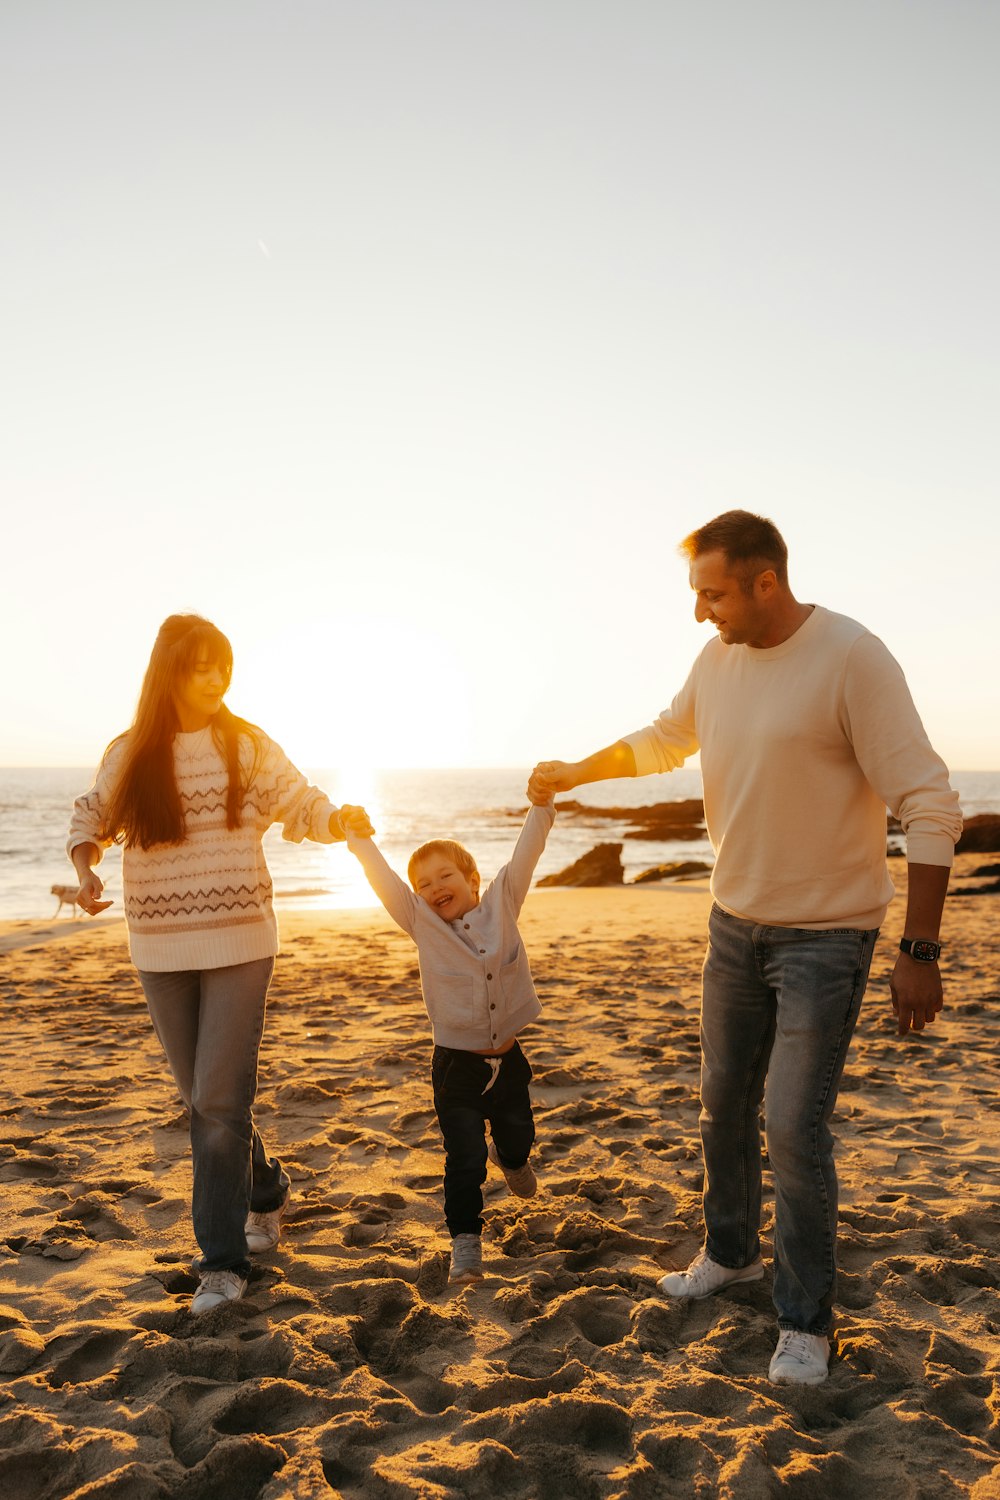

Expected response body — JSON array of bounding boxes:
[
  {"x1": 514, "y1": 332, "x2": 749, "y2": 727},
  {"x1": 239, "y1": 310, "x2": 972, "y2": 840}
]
[{"x1": 3, "y1": 0, "x2": 998, "y2": 774}]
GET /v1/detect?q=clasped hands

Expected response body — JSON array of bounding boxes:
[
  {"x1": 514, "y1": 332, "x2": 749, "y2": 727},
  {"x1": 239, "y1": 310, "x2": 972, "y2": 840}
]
[
  {"x1": 339, "y1": 804, "x2": 375, "y2": 839},
  {"x1": 527, "y1": 760, "x2": 574, "y2": 806}
]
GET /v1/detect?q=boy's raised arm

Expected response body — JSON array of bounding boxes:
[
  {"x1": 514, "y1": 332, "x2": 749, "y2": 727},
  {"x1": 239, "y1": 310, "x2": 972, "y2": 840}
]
[
  {"x1": 506, "y1": 800, "x2": 556, "y2": 913},
  {"x1": 341, "y1": 809, "x2": 419, "y2": 937}
]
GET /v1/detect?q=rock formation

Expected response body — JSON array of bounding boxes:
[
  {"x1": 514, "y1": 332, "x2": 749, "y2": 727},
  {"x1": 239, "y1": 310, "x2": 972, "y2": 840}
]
[{"x1": 536, "y1": 843, "x2": 625, "y2": 887}]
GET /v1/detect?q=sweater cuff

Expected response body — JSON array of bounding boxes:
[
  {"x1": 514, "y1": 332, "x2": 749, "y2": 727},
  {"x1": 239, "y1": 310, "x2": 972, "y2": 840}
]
[
  {"x1": 621, "y1": 730, "x2": 660, "y2": 778},
  {"x1": 906, "y1": 833, "x2": 956, "y2": 868},
  {"x1": 67, "y1": 834, "x2": 105, "y2": 864}
]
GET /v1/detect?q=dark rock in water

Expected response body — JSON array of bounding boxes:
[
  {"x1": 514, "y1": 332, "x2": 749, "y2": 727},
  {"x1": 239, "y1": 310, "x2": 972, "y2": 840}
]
[
  {"x1": 952, "y1": 879, "x2": 1000, "y2": 897},
  {"x1": 970, "y1": 862, "x2": 1000, "y2": 877},
  {"x1": 631, "y1": 861, "x2": 712, "y2": 885},
  {"x1": 554, "y1": 799, "x2": 706, "y2": 841},
  {"x1": 956, "y1": 815, "x2": 1000, "y2": 853},
  {"x1": 626, "y1": 825, "x2": 704, "y2": 842},
  {"x1": 536, "y1": 843, "x2": 624, "y2": 887}
]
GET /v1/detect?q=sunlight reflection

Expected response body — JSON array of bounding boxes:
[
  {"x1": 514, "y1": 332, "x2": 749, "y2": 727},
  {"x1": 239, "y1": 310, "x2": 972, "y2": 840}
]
[{"x1": 319, "y1": 764, "x2": 383, "y2": 910}]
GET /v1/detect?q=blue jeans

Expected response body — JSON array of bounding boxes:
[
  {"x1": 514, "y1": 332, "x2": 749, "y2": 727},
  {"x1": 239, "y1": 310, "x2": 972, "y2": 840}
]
[
  {"x1": 432, "y1": 1042, "x2": 536, "y2": 1237},
  {"x1": 700, "y1": 905, "x2": 878, "y2": 1334},
  {"x1": 138, "y1": 958, "x2": 288, "y2": 1277}
]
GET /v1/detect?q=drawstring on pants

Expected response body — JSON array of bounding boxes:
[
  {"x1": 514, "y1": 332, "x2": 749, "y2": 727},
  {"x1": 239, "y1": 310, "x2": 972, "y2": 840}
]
[{"x1": 481, "y1": 1057, "x2": 502, "y2": 1095}]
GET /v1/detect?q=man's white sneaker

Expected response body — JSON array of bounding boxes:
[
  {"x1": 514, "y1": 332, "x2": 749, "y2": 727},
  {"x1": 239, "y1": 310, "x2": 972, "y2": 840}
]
[
  {"x1": 768, "y1": 1330, "x2": 830, "y2": 1385},
  {"x1": 191, "y1": 1269, "x2": 246, "y2": 1314},
  {"x1": 245, "y1": 1197, "x2": 289, "y2": 1253},
  {"x1": 487, "y1": 1140, "x2": 537, "y2": 1198},
  {"x1": 658, "y1": 1247, "x2": 764, "y2": 1299}
]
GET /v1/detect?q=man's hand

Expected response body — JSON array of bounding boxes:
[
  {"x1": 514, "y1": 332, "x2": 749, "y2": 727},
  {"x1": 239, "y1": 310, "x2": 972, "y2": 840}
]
[
  {"x1": 890, "y1": 953, "x2": 944, "y2": 1036},
  {"x1": 339, "y1": 804, "x2": 375, "y2": 839},
  {"x1": 528, "y1": 760, "x2": 576, "y2": 804},
  {"x1": 76, "y1": 871, "x2": 113, "y2": 917}
]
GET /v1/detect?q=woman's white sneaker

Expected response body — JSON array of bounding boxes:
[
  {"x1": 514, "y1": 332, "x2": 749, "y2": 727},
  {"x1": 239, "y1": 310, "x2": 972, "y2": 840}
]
[
  {"x1": 658, "y1": 1247, "x2": 764, "y2": 1299},
  {"x1": 768, "y1": 1330, "x2": 830, "y2": 1385},
  {"x1": 191, "y1": 1269, "x2": 246, "y2": 1314}
]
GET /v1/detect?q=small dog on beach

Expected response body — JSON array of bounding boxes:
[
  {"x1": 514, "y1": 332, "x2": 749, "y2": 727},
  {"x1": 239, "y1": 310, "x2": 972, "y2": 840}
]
[{"x1": 51, "y1": 884, "x2": 82, "y2": 918}]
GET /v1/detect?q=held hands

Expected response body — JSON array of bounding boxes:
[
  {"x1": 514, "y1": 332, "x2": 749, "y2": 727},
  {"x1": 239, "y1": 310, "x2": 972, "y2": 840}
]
[
  {"x1": 890, "y1": 953, "x2": 944, "y2": 1037},
  {"x1": 76, "y1": 871, "x2": 113, "y2": 917},
  {"x1": 527, "y1": 760, "x2": 575, "y2": 805},
  {"x1": 339, "y1": 804, "x2": 375, "y2": 839}
]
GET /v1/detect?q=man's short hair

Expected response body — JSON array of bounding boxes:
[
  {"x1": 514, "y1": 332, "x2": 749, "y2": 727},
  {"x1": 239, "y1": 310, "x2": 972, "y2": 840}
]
[
  {"x1": 680, "y1": 509, "x2": 789, "y2": 593},
  {"x1": 408, "y1": 839, "x2": 479, "y2": 889}
]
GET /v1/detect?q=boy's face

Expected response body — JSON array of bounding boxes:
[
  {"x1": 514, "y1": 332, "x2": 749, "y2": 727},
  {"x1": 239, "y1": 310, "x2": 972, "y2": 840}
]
[{"x1": 412, "y1": 853, "x2": 481, "y2": 921}]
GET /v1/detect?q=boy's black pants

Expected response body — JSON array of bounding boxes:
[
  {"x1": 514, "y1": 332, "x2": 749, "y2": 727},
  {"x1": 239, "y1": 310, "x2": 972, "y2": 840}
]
[{"x1": 431, "y1": 1040, "x2": 535, "y2": 1237}]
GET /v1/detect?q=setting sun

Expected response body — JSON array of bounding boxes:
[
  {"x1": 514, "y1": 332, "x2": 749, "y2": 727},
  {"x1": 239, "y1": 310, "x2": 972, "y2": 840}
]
[{"x1": 232, "y1": 612, "x2": 474, "y2": 773}]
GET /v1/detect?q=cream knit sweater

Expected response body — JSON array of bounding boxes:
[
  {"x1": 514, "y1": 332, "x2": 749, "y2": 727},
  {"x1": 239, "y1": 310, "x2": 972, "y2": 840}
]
[
  {"x1": 68, "y1": 729, "x2": 343, "y2": 971},
  {"x1": 623, "y1": 606, "x2": 962, "y2": 929}
]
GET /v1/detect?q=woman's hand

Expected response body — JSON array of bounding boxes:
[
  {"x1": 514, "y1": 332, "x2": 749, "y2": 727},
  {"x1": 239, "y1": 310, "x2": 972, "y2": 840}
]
[{"x1": 77, "y1": 871, "x2": 113, "y2": 916}]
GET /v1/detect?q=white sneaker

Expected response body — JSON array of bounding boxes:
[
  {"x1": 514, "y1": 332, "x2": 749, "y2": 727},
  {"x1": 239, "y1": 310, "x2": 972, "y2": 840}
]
[
  {"x1": 448, "y1": 1233, "x2": 484, "y2": 1283},
  {"x1": 191, "y1": 1269, "x2": 246, "y2": 1314},
  {"x1": 245, "y1": 1197, "x2": 289, "y2": 1253},
  {"x1": 768, "y1": 1329, "x2": 830, "y2": 1385},
  {"x1": 658, "y1": 1247, "x2": 764, "y2": 1299}
]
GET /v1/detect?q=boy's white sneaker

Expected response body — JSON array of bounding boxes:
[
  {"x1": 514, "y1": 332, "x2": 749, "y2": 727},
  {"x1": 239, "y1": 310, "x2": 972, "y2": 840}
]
[
  {"x1": 449, "y1": 1233, "x2": 484, "y2": 1283},
  {"x1": 245, "y1": 1197, "x2": 290, "y2": 1253},
  {"x1": 191, "y1": 1269, "x2": 246, "y2": 1314},
  {"x1": 658, "y1": 1247, "x2": 764, "y2": 1299},
  {"x1": 487, "y1": 1140, "x2": 537, "y2": 1198},
  {"x1": 768, "y1": 1330, "x2": 831, "y2": 1385}
]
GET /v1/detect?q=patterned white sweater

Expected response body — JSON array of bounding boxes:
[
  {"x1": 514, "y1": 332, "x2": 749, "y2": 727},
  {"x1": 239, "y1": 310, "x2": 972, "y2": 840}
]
[{"x1": 68, "y1": 728, "x2": 343, "y2": 971}]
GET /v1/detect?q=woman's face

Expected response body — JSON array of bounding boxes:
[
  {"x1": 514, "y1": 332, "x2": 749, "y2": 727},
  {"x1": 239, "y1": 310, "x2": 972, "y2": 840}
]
[{"x1": 174, "y1": 656, "x2": 230, "y2": 729}]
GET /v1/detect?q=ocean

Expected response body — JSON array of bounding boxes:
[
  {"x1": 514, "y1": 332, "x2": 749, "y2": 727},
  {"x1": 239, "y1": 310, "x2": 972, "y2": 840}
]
[{"x1": 1, "y1": 766, "x2": 997, "y2": 924}]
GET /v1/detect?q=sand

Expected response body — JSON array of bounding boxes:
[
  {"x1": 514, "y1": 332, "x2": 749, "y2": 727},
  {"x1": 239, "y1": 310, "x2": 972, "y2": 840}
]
[{"x1": 1, "y1": 856, "x2": 998, "y2": 1500}]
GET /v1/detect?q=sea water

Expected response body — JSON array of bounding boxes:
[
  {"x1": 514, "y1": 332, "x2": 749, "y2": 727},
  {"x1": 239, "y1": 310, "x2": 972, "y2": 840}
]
[{"x1": 1, "y1": 766, "x2": 997, "y2": 923}]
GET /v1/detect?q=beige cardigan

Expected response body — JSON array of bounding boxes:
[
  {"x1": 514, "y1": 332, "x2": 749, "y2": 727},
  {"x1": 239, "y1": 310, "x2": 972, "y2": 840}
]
[{"x1": 348, "y1": 803, "x2": 555, "y2": 1051}]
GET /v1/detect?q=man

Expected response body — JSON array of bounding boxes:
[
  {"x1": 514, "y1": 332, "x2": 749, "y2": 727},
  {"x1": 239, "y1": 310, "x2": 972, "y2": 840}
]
[{"x1": 528, "y1": 510, "x2": 961, "y2": 1386}]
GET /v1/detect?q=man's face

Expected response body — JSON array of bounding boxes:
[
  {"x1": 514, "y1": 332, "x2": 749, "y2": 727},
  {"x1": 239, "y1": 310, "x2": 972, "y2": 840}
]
[{"x1": 689, "y1": 550, "x2": 772, "y2": 647}]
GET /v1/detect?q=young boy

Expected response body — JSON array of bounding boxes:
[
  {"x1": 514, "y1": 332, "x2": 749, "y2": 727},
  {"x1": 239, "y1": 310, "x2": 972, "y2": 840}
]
[{"x1": 340, "y1": 797, "x2": 555, "y2": 1283}]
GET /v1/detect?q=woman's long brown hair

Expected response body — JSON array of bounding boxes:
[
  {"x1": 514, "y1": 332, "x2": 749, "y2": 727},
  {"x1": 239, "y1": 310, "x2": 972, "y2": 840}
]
[{"x1": 100, "y1": 614, "x2": 261, "y2": 850}]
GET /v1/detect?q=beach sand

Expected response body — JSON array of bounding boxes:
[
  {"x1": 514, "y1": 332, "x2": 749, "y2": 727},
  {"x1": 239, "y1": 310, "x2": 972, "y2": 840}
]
[{"x1": 1, "y1": 857, "x2": 998, "y2": 1499}]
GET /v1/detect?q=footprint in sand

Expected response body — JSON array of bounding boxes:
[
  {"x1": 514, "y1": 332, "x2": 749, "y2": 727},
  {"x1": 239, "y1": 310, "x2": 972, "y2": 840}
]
[
  {"x1": 45, "y1": 1326, "x2": 138, "y2": 1390},
  {"x1": 56, "y1": 1194, "x2": 137, "y2": 1241}
]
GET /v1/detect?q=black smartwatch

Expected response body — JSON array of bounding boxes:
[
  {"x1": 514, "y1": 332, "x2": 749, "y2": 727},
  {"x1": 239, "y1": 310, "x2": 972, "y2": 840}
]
[{"x1": 899, "y1": 937, "x2": 942, "y2": 963}]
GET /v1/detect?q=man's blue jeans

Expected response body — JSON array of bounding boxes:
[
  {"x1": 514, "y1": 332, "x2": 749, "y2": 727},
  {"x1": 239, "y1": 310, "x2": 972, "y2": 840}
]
[
  {"x1": 138, "y1": 958, "x2": 289, "y2": 1277},
  {"x1": 700, "y1": 905, "x2": 878, "y2": 1334}
]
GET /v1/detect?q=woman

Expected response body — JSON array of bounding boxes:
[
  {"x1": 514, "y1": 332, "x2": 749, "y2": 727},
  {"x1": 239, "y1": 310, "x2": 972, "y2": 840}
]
[{"x1": 68, "y1": 613, "x2": 372, "y2": 1314}]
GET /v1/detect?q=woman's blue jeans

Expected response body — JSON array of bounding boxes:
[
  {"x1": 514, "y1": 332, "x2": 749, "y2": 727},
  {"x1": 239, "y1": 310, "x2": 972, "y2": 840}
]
[
  {"x1": 138, "y1": 958, "x2": 288, "y2": 1277},
  {"x1": 700, "y1": 905, "x2": 878, "y2": 1334}
]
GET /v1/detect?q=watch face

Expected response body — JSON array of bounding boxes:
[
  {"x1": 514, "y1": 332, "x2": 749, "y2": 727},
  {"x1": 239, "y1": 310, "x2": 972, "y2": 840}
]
[{"x1": 910, "y1": 940, "x2": 940, "y2": 962}]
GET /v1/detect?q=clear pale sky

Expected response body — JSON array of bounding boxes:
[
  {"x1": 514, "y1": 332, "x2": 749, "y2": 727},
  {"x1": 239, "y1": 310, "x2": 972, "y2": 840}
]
[{"x1": 4, "y1": 1, "x2": 997, "y2": 773}]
